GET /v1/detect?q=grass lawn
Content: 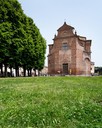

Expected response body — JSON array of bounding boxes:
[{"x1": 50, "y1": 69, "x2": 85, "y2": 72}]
[{"x1": 0, "y1": 76, "x2": 102, "y2": 128}]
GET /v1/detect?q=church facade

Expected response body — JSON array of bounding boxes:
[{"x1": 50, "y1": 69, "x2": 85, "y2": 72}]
[{"x1": 48, "y1": 22, "x2": 92, "y2": 75}]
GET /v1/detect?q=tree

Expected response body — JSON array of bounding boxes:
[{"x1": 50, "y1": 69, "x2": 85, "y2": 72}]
[
  {"x1": 95, "y1": 67, "x2": 102, "y2": 75},
  {"x1": 31, "y1": 24, "x2": 46, "y2": 74},
  {"x1": 0, "y1": 0, "x2": 46, "y2": 77},
  {"x1": 21, "y1": 17, "x2": 46, "y2": 77},
  {"x1": 0, "y1": 22, "x2": 13, "y2": 76},
  {"x1": 0, "y1": 0, "x2": 26, "y2": 76}
]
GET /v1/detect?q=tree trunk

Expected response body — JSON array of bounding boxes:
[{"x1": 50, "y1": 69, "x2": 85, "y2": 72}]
[
  {"x1": 34, "y1": 69, "x2": 37, "y2": 76},
  {"x1": 23, "y1": 66, "x2": 26, "y2": 77},
  {"x1": 15, "y1": 66, "x2": 19, "y2": 77},
  {"x1": 30, "y1": 69, "x2": 32, "y2": 77},
  {"x1": 38, "y1": 70, "x2": 40, "y2": 76},
  {"x1": 27, "y1": 69, "x2": 29, "y2": 76},
  {"x1": 0, "y1": 63, "x2": 3, "y2": 77},
  {"x1": 4, "y1": 64, "x2": 7, "y2": 77},
  {"x1": 28, "y1": 68, "x2": 32, "y2": 77},
  {"x1": 10, "y1": 67, "x2": 13, "y2": 77}
]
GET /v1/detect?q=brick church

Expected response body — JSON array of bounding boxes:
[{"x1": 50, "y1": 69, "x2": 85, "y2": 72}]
[{"x1": 48, "y1": 22, "x2": 93, "y2": 75}]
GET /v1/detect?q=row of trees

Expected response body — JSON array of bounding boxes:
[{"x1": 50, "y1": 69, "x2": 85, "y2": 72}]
[
  {"x1": 95, "y1": 67, "x2": 102, "y2": 75},
  {"x1": 0, "y1": 0, "x2": 46, "y2": 77}
]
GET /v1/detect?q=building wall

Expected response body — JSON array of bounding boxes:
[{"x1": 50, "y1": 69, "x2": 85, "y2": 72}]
[{"x1": 48, "y1": 22, "x2": 92, "y2": 75}]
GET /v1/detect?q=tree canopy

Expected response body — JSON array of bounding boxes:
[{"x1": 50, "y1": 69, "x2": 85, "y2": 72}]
[{"x1": 0, "y1": 0, "x2": 46, "y2": 77}]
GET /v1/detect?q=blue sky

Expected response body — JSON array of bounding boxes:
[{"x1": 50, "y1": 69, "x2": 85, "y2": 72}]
[{"x1": 18, "y1": 0, "x2": 102, "y2": 66}]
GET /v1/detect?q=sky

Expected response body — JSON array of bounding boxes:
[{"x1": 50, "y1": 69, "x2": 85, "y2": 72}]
[{"x1": 18, "y1": 0, "x2": 102, "y2": 67}]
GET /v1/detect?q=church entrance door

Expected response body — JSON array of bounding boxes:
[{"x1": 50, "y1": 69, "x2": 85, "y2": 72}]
[{"x1": 63, "y1": 63, "x2": 68, "y2": 75}]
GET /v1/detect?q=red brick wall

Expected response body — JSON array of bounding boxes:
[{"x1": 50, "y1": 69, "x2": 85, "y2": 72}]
[{"x1": 48, "y1": 23, "x2": 91, "y2": 75}]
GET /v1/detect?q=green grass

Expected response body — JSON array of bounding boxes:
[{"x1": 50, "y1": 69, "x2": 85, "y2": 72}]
[{"x1": 0, "y1": 76, "x2": 102, "y2": 128}]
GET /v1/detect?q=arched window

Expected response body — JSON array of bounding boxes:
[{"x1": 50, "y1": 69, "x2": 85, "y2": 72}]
[{"x1": 62, "y1": 43, "x2": 68, "y2": 50}]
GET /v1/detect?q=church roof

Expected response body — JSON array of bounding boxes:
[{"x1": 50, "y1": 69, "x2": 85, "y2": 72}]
[{"x1": 57, "y1": 22, "x2": 74, "y2": 31}]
